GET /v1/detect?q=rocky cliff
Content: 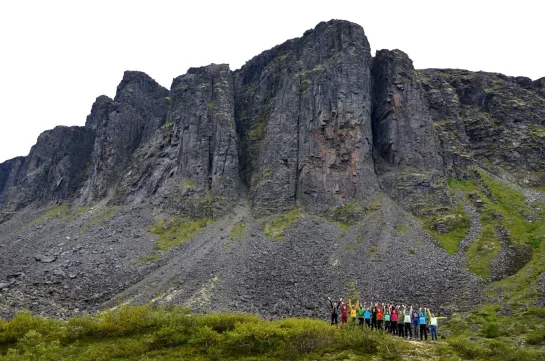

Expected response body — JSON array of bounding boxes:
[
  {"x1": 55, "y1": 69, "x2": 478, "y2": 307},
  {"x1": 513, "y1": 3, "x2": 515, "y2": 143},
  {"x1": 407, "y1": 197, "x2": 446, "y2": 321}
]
[{"x1": 1, "y1": 20, "x2": 544, "y2": 319}]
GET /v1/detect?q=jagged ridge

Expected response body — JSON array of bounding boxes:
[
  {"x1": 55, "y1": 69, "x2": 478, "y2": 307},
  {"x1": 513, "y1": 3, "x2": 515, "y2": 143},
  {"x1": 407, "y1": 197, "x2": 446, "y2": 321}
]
[{"x1": 1, "y1": 19, "x2": 545, "y2": 319}]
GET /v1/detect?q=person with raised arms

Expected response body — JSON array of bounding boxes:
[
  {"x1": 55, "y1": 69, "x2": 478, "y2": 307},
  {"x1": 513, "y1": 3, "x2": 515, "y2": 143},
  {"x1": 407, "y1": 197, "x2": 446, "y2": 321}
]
[
  {"x1": 390, "y1": 305, "x2": 398, "y2": 335},
  {"x1": 364, "y1": 302, "x2": 372, "y2": 328},
  {"x1": 376, "y1": 303, "x2": 385, "y2": 331},
  {"x1": 356, "y1": 302, "x2": 365, "y2": 326},
  {"x1": 427, "y1": 308, "x2": 446, "y2": 341},
  {"x1": 418, "y1": 307, "x2": 428, "y2": 341},
  {"x1": 340, "y1": 298, "x2": 349, "y2": 326},
  {"x1": 348, "y1": 299, "x2": 359, "y2": 324},
  {"x1": 327, "y1": 297, "x2": 341, "y2": 327},
  {"x1": 384, "y1": 304, "x2": 391, "y2": 333}
]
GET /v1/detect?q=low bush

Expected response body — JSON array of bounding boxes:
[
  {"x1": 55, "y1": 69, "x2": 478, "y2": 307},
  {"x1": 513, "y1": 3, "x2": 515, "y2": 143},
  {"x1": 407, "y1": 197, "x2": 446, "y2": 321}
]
[
  {"x1": 1, "y1": 306, "x2": 544, "y2": 361},
  {"x1": 447, "y1": 336, "x2": 489, "y2": 359},
  {"x1": 482, "y1": 321, "x2": 500, "y2": 338}
]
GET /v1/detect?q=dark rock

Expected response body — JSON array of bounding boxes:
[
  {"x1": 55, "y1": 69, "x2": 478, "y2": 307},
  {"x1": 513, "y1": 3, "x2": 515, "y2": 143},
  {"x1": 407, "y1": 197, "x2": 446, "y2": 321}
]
[
  {"x1": 34, "y1": 255, "x2": 57, "y2": 263},
  {"x1": 0, "y1": 126, "x2": 95, "y2": 211},
  {"x1": 235, "y1": 20, "x2": 379, "y2": 214}
]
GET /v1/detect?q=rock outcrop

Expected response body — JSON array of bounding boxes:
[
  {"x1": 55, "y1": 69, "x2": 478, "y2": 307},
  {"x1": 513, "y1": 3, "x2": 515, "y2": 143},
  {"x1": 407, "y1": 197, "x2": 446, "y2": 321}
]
[
  {"x1": 79, "y1": 71, "x2": 169, "y2": 203},
  {"x1": 235, "y1": 20, "x2": 378, "y2": 214},
  {"x1": 0, "y1": 126, "x2": 95, "y2": 211},
  {"x1": 0, "y1": 19, "x2": 544, "y2": 319}
]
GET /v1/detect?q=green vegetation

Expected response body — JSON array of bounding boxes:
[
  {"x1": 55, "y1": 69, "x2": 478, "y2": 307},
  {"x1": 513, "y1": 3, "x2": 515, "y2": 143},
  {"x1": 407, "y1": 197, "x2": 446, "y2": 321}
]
[
  {"x1": 465, "y1": 225, "x2": 501, "y2": 278},
  {"x1": 329, "y1": 196, "x2": 382, "y2": 229},
  {"x1": 420, "y1": 202, "x2": 471, "y2": 254},
  {"x1": 136, "y1": 252, "x2": 160, "y2": 264},
  {"x1": 1, "y1": 305, "x2": 544, "y2": 361},
  {"x1": 207, "y1": 102, "x2": 215, "y2": 111},
  {"x1": 182, "y1": 179, "x2": 197, "y2": 190},
  {"x1": 344, "y1": 280, "x2": 360, "y2": 301},
  {"x1": 161, "y1": 121, "x2": 173, "y2": 130},
  {"x1": 449, "y1": 169, "x2": 545, "y2": 278},
  {"x1": 528, "y1": 124, "x2": 545, "y2": 138},
  {"x1": 23, "y1": 204, "x2": 92, "y2": 231},
  {"x1": 247, "y1": 108, "x2": 269, "y2": 142},
  {"x1": 227, "y1": 220, "x2": 247, "y2": 245},
  {"x1": 262, "y1": 209, "x2": 303, "y2": 241},
  {"x1": 151, "y1": 217, "x2": 214, "y2": 251},
  {"x1": 89, "y1": 206, "x2": 121, "y2": 227},
  {"x1": 26, "y1": 205, "x2": 69, "y2": 228},
  {"x1": 395, "y1": 224, "x2": 409, "y2": 235}
]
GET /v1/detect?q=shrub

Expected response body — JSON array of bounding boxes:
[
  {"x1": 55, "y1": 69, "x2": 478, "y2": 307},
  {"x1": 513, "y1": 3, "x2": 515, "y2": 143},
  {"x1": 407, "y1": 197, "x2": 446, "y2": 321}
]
[
  {"x1": 188, "y1": 325, "x2": 222, "y2": 352},
  {"x1": 148, "y1": 325, "x2": 189, "y2": 350},
  {"x1": 526, "y1": 328, "x2": 545, "y2": 345},
  {"x1": 198, "y1": 313, "x2": 261, "y2": 333},
  {"x1": 0, "y1": 311, "x2": 62, "y2": 345},
  {"x1": 447, "y1": 336, "x2": 489, "y2": 359},
  {"x1": 65, "y1": 305, "x2": 155, "y2": 339},
  {"x1": 482, "y1": 322, "x2": 500, "y2": 338}
]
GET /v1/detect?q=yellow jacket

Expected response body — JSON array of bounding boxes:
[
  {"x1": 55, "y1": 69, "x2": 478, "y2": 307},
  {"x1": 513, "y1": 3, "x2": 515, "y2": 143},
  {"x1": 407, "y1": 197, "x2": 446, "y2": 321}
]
[{"x1": 349, "y1": 301, "x2": 359, "y2": 318}]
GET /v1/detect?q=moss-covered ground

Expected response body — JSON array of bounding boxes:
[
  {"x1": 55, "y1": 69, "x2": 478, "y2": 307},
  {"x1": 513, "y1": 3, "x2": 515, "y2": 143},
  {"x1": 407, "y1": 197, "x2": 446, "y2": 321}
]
[
  {"x1": 151, "y1": 218, "x2": 214, "y2": 252},
  {"x1": 449, "y1": 169, "x2": 545, "y2": 278},
  {"x1": 262, "y1": 208, "x2": 303, "y2": 241}
]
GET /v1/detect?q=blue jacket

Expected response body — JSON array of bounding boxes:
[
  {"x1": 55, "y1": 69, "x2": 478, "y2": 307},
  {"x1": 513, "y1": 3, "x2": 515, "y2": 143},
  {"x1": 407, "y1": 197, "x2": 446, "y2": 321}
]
[
  {"x1": 412, "y1": 313, "x2": 419, "y2": 326},
  {"x1": 364, "y1": 310, "x2": 371, "y2": 319},
  {"x1": 418, "y1": 310, "x2": 427, "y2": 325}
]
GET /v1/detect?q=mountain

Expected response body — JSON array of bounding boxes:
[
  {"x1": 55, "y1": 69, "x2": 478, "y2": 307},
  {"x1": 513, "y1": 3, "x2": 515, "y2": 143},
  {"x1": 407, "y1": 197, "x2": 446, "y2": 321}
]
[{"x1": 1, "y1": 20, "x2": 544, "y2": 319}]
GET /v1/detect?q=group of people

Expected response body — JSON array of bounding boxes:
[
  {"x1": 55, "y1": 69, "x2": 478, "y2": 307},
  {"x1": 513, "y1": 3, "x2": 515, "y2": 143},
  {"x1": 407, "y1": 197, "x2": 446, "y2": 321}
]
[{"x1": 327, "y1": 297, "x2": 446, "y2": 341}]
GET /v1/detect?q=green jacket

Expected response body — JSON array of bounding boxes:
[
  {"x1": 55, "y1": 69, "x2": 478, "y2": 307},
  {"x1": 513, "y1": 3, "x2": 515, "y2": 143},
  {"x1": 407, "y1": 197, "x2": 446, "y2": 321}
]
[{"x1": 357, "y1": 308, "x2": 365, "y2": 318}]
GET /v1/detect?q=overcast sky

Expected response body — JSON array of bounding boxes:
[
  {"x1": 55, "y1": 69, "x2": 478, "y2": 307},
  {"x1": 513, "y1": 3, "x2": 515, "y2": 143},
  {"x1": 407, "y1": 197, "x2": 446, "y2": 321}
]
[{"x1": 0, "y1": 0, "x2": 543, "y2": 163}]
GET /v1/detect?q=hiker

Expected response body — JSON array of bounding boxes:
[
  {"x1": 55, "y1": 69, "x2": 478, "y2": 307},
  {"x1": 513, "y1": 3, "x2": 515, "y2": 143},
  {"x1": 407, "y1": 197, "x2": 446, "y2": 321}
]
[
  {"x1": 412, "y1": 309, "x2": 420, "y2": 340},
  {"x1": 384, "y1": 305, "x2": 391, "y2": 333},
  {"x1": 327, "y1": 297, "x2": 341, "y2": 327},
  {"x1": 404, "y1": 305, "x2": 413, "y2": 339},
  {"x1": 370, "y1": 302, "x2": 376, "y2": 330},
  {"x1": 390, "y1": 305, "x2": 398, "y2": 335},
  {"x1": 397, "y1": 306, "x2": 404, "y2": 337},
  {"x1": 364, "y1": 303, "x2": 372, "y2": 328},
  {"x1": 376, "y1": 303, "x2": 384, "y2": 331},
  {"x1": 349, "y1": 299, "x2": 359, "y2": 324},
  {"x1": 340, "y1": 299, "x2": 349, "y2": 325},
  {"x1": 419, "y1": 307, "x2": 428, "y2": 341},
  {"x1": 357, "y1": 302, "x2": 365, "y2": 326},
  {"x1": 428, "y1": 308, "x2": 446, "y2": 341}
]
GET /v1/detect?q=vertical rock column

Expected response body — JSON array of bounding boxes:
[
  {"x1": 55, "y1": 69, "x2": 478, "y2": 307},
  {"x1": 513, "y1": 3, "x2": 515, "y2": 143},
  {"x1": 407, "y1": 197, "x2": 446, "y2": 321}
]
[
  {"x1": 371, "y1": 49, "x2": 442, "y2": 172},
  {"x1": 235, "y1": 20, "x2": 379, "y2": 214},
  {"x1": 371, "y1": 49, "x2": 445, "y2": 212},
  {"x1": 79, "y1": 72, "x2": 169, "y2": 203},
  {"x1": 169, "y1": 64, "x2": 239, "y2": 198}
]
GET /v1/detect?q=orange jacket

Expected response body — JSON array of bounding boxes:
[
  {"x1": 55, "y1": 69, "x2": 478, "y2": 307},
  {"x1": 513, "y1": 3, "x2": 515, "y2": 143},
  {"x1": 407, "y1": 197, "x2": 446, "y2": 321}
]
[{"x1": 376, "y1": 306, "x2": 384, "y2": 321}]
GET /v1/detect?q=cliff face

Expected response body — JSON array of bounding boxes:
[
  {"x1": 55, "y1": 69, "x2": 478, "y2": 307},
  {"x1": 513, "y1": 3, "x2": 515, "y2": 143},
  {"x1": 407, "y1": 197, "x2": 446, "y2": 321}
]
[
  {"x1": 0, "y1": 127, "x2": 95, "y2": 212},
  {"x1": 2, "y1": 20, "x2": 542, "y2": 218},
  {"x1": 79, "y1": 72, "x2": 169, "y2": 203},
  {"x1": 1, "y1": 19, "x2": 544, "y2": 318},
  {"x1": 234, "y1": 21, "x2": 378, "y2": 214}
]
